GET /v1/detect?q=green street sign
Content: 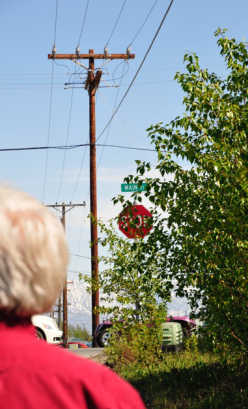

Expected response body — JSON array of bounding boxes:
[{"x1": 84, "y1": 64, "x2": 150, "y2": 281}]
[{"x1": 121, "y1": 183, "x2": 147, "y2": 192}]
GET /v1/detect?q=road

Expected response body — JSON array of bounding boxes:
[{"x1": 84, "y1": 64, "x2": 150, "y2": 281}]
[
  {"x1": 69, "y1": 347, "x2": 102, "y2": 358},
  {"x1": 68, "y1": 347, "x2": 107, "y2": 364}
]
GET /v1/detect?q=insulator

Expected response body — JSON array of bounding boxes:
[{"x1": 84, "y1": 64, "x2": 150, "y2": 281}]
[
  {"x1": 76, "y1": 45, "x2": 80, "y2": 56},
  {"x1": 52, "y1": 44, "x2": 57, "y2": 55},
  {"x1": 126, "y1": 45, "x2": 131, "y2": 56},
  {"x1": 104, "y1": 46, "x2": 108, "y2": 57}
]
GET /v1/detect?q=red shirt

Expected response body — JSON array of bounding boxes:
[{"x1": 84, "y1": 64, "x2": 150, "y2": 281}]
[{"x1": 0, "y1": 318, "x2": 145, "y2": 409}]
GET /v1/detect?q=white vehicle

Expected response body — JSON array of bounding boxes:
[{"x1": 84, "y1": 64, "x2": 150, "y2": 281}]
[{"x1": 31, "y1": 315, "x2": 63, "y2": 344}]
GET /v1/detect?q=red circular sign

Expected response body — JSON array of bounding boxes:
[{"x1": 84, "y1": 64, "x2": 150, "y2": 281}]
[{"x1": 118, "y1": 205, "x2": 153, "y2": 239}]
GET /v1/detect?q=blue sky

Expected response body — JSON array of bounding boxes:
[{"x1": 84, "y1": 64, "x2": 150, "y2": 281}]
[{"x1": 1, "y1": 0, "x2": 248, "y2": 283}]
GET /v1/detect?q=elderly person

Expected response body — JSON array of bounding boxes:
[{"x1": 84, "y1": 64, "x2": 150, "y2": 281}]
[{"x1": 0, "y1": 185, "x2": 145, "y2": 409}]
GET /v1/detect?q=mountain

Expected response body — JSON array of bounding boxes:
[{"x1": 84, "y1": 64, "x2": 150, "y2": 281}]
[{"x1": 68, "y1": 281, "x2": 191, "y2": 334}]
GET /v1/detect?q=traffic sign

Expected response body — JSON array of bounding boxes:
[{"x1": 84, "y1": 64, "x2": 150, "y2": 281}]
[
  {"x1": 118, "y1": 205, "x2": 152, "y2": 239},
  {"x1": 121, "y1": 183, "x2": 147, "y2": 193}
]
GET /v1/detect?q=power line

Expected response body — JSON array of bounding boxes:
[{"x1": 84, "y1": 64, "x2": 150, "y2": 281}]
[
  {"x1": 70, "y1": 134, "x2": 89, "y2": 202},
  {"x1": 105, "y1": 0, "x2": 127, "y2": 47},
  {"x1": 74, "y1": 207, "x2": 87, "y2": 273},
  {"x1": 98, "y1": 90, "x2": 155, "y2": 159},
  {"x1": 70, "y1": 87, "x2": 99, "y2": 203},
  {"x1": 68, "y1": 269, "x2": 91, "y2": 274},
  {"x1": 0, "y1": 79, "x2": 175, "y2": 88},
  {"x1": 97, "y1": 61, "x2": 127, "y2": 168},
  {"x1": 54, "y1": 0, "x2": 59, "y2": 45},
  {"x1": 128, "y1": 0, "x2": 159, "y2": 46},
  {"x1": 57, "y1": 64, "x2": 83, "y2": 202},
  {"x1": 70, "y1": 253, "x2": 92, "y2": 260},
  {"x1": 110, "y1": 60, "x2": 129, "y2": 84},
  {"x1": 42, "y1": 60, "x2": 54, "y2": 203},
  {"x1": 54, "y1": 60, "x2": 71, "y2": 72},
  {"x1": 0, "y1": 143, "x2": 157, "y2": 153},
  {"x1": 42, "y1": 0, "x2": 59, "y2": 203},
  {"x1": 0, "y1": 64, "x2": 226, "y2": 76},
  {"x1": 96, "y1": 0, "x2": 175, "y2": 142},
  {"x1": 56, "y1": 81, "x2": 75, "y2": 202},
  {"x1": 78, "y1": 0, "x2": 90, "y2": 46}
]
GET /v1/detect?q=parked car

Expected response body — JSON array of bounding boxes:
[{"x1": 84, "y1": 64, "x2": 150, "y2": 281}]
[
  {"x1": 94, "y1": 316, "x2": 196, "y2": 348},
  {"x1": 84, "y1": 341, "x2": 93, "y2": 348},
  {"x1": 31, "y1": 315, "x2": 62, "y2": 344}
]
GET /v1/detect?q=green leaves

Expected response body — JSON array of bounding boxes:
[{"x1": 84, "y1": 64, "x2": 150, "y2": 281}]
[
  {"x1": 109, "y1": 30, "x2": 248, "y2": 354},
  {"x1": 85, "y1": 217, "x2": 171, "y2": 322}
]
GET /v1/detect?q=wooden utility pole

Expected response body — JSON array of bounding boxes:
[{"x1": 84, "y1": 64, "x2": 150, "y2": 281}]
[
  {"x1": 88, "y1": 50, "x2": 100, "y2": 342},
  {"x1": 48, "y1": 49, "x2": 135, "y2": 345},
  {"x1": 46, "y1": 202, "x2": 86, "y2": 347},
  {"x1": 57, "y1": 294, "x2": 61, "y2": 329},
  {"x1": 61, "y1": 202, "x2": 67, "y2": 346}
]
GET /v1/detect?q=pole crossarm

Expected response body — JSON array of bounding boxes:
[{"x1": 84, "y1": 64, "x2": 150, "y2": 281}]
[
  {"x1": 46, "y1": 203, "x2": 86, "y2": 215},
  {"x1": 46, "y1": 203, "x2": 86, "y2": 210},
  {"x1": 48, "y1": 53, "x2": 135, "y2": 60}
]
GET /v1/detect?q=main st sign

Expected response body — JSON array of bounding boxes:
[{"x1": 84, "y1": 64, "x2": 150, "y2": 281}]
[{"x1": 118, "y1": 205, "x2": 153, "y2": 239}]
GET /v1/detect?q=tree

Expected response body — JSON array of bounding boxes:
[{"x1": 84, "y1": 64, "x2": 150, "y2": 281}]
[
  {"x1": 68, "y1": 324, "x2": 91, "y2": 341},
  {"x1": 115, "y1": 29, "x2": 248, "y2": 352},
  {"x1": 84, "y1": 218, "x2": 169, "y2": 321}
]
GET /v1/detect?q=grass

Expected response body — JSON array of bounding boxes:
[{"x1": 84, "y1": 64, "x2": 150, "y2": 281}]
[
  {"x1": 111, "y1": 351, "x2": 248, "y2": 409},
  {"x1": 104, "y1": 321, "x2": 248, "y2": 408}
]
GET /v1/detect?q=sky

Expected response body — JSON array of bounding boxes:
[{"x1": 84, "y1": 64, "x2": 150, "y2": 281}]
[{"x1": 1, "y1": 0, "x2": 248, "y2": 287}]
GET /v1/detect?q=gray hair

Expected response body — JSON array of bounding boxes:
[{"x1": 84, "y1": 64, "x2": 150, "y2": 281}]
[{"x1": 0, "y1": 185, "x2": 69, "y2": 316}]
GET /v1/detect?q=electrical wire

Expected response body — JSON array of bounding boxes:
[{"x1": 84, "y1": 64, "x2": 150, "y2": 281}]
[
  {"x1": 0, "y1": 143, "x2": 158, "y2": 152},
  {"x1": 70, "y1": 91, "x2": 99, "y2": 204},
  {"x1": 97, "y1": 61, "x2": 127, "y2": 168},
  {"x1": 128, "y1": 0, "x2": 159, "y2": 46},
  {"x1": 54, "y1": 60, "x2": 71, "y2": 73},
  {"x1": 106, "y1": 0, "x2": 127, "y2": 47},
  {"x1": 70, "y1": 134, "x2": 89, "y2": 202},
  {"x1": 70, "y1": 254, "x2": 92, "y2": 260},
  {"x1": 98, "y1": 90, "x2": 155, "y2": 159},
  {"x1": 96, "y1": 0, "x2": 175, "y2": 142},
  {"x1": 56, "y1": 85, "x2": 75, "y2": 203},
  {"x1": 54, "y1": 0, "x2": 59, "y2": 45},
  {"x1": 78, "y1": 0, "x2": 90, "y2": 46},
  {"x1": 42, "y1": 0, "x2": 59, "y2": 203},
  {"x1": 56, "y1": 62, "x2": 85, "y2": 202},
  {"x1": 0, "y1": 79, "x2": 175, "y2": 89},
  {"x1": 42, "y1": 58, "x2": 54, "y2": 201},
  {"x1": 5, "y1": 75, "x2": 233, "y2": 90},
  {"x1": 0, "y1": 64, "x2": 227, "y2": 77},
  {"x1": 74, "y1": 207, "x2": 87, "y2": 273},
  {"x1": 111, "y1": 60, "x2": 129, "y2": 84},
  {"x1": 68, "y1": 269, "x2": 91, "y2": 274}
]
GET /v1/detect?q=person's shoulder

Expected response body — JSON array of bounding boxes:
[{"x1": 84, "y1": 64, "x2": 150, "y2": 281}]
[{"x1": 38, "y1": 343, "x2": 145, "y2": 408}]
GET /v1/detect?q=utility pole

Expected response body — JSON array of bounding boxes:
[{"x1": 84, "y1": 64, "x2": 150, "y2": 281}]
[
  {"x1": 61, "y1": 202, "x2": 67, "y2": 347},
  {"x1": 47, "y1": 202, "x2": 86, "y2": 347},
  {"x1": 48, "y1": 49, "x2": 135, "y2": 345},
  {"x1": 57, "y1": 294, "x2": 61, "y2": 329}
]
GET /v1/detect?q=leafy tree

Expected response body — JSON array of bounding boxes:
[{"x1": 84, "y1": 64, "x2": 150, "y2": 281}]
[
  {"x1": 114, "y1": 29, "x2": 248, "y2": 352},
  {"x1": 68, "y1": 324, "x2": 91, "y2": 341},
  {"x1": 84, "y1": 218, "x2": 169, "y2": 321}
]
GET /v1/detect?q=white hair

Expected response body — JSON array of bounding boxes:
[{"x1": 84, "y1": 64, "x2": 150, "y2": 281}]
[{"x1": 0, "y1": 184, "x2": 69, "y2": 317}]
